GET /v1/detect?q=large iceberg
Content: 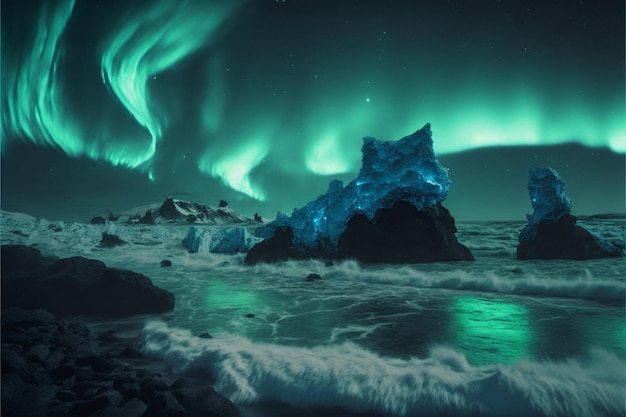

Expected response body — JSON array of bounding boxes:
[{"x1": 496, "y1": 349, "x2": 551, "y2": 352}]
[
  {"x1": 517, "y1": 167, "x2": 623, "y2": 260},
  {"x1": 260, "y1": 124, "x2": 450, "y2": 251},
  {"x1": 248, "y1": 124, "x2": 473, "y2": 264}
]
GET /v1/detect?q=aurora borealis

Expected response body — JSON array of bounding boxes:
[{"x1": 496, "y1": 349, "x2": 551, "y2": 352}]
[{"x1": 2, "y1": 0, "x2": 624, "y2": 221}]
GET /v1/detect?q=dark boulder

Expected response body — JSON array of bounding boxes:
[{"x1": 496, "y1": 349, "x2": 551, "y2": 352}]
[
  {"x1": 1, "y1": 245, "x2": 174, "y2": 317},
  {"x1": 88, "y1": 216, "x2": 106, "y2": 225},
  {"x1": 68, "y1": 389, "x2": 123, "y2": 416},
  {"x1": 218, "y1": 200, "x2": 229, "y2": 208},
  {"x1": 338, "y1": 201, "x2": 474, "y2": 263},
  {"x1": 1, "y1": 245, "x2": 58, "y2": 275},
  {"x1": 305, "y1": 273, "x2": 322, "y2": 282},
  {"x1": 142, "y1": 392, "x2": 185, "y2": 417},
  {"x1": 171, "y1": 377, "x2": 241, "y2": 417},
  {"x1": 100, "y1": 233, "x2": 127, "y2": 248},
  {"x1": 517, "y1": 214, "x2": 623, "y2": 260},
  {"x1": 160, "y1": 260, "x2": 172, "y2": 267}
]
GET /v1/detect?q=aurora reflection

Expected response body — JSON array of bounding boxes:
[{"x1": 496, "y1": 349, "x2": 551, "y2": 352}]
[{"x1": 453, "y1": 297, "x2": 532, "y2": 365}]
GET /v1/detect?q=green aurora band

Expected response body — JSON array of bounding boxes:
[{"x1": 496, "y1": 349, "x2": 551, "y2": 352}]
[
  {"x1": 1, "y1": 0, "x2": 79, "y2": 156},
  {"x1": 100, "y1": 0, "x2": 244, "y2": 179},
  {"x1": 2, "y1": 0, "x2": 624, "y2": 202}
]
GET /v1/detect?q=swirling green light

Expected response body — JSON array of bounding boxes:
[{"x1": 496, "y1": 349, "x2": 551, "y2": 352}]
[
  {"x1": 2, "y1": 0, "x2": 623, "y2": 204},
  {"x1": 1, "y1": 0, "x2": 157, "y2": 169},
  {"x1": 199, "y1": 140, "x2": 268, "y2": 201},
  {"x1": 1, "y1": 0, "x2": 78, "y2": 152},
  {"x1": 100, "y1": 0, "x2": 244, "y2": 170},
  {"x1": 2, "y1": 0, "x2": 244, "y2": 173}
]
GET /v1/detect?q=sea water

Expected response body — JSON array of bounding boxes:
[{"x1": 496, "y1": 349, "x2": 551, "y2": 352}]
[{"x1": 2, "y1": 213, "x2": 624, "y2": 416}]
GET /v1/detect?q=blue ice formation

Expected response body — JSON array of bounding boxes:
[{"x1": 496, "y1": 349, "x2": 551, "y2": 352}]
[
  {"x1": 259, "y1": 124, "x2": 451, "y2": 252},
  {"x1": 183, "y1": 226, "x2": 262, "y2": 254},
  {"x1": 517, "y1": 166, "x2": 623, "y2": 259},
  {"x1": 525, "y1": 167, "x2": 572, "y2": 226}
]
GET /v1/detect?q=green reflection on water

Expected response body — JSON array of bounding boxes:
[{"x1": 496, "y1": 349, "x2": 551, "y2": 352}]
[
  {"x1": 205, "y1": 281, "x2": 261, "y2": 309},
  {"x1": 454, "y1": 296, "x2": 531, "y2": 365}
]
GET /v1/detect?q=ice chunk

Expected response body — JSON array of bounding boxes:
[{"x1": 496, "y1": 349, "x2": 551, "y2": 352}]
[
  {"x1": 526, "y1": 167, "x2": 572, "y2": 226},
  {"x1": 183, "y1": 226, "x2": 262, "y2": 254},
  {"x1": 257, "y1": 124, "x2": 451, "y2": 253}
]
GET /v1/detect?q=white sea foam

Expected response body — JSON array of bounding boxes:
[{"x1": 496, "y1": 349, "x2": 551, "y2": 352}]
[
  {"x1": 142, "y1": 320, "x2": 625, "y2": 417},
  {"x1": 228, "y1": 258, "x2": 625, "y2": 301},
  {"x1": 354, "y1": 266, "x2": 626, "y2": 301}
]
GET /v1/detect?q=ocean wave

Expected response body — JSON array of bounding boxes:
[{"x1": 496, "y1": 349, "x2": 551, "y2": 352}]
[
  {"x1": 237, "y1": 259, "x2": 625, "y2": 301},
  {"x1": 355, "y1": 267, "x2": 626, "y2": 301},
  {"x1": 142, "y1": 321, "x2": 625, "y2": 417}
]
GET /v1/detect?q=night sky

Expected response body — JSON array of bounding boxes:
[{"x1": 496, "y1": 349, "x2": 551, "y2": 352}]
[{"x1": 2, "y1": 0, "x2": 624, "y2": 222}]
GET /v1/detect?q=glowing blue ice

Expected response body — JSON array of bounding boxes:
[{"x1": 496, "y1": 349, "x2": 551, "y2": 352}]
[
  {"x1": 261, "y1": 124, "x2": 451, "y2": 252},
  {"x1": 525, "y1": 167, "x2": 572, "y2": 226}
]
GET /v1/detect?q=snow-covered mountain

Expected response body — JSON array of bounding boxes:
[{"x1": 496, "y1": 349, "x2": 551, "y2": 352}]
[{"x1": 91, "y1": 197, "x2": 260, "y2": 225}]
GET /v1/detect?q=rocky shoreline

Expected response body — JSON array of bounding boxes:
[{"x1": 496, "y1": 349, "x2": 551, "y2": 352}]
[
  {"x1": 1, "y1": 307, "x2": 241, "y2": 417},
  {"x1": 1, "y1": 245, "x2": 241, "y2": 417}
]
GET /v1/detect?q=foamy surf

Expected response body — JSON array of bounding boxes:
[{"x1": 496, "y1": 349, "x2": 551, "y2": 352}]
[
  {"x1": 239, "y1": 259, "x2": 625, "y2": 301},
  {"x1": 141, "y1": 320, "x2": 625, "y2": 417}
]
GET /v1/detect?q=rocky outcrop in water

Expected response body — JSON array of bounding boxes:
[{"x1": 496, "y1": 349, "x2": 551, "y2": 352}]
[
  {"x1": 338, "y1": 201, "x2": 474, "y2": 263},
  {"x1": 245, "y1": 124, "x2": 473, "y2": 264},
  {"x1": 517, "y1": 167, "x2": 623, "y2": 260},
  {"x1": 246, "y1": 201, "x2": 474, "y2": 264},
  {"x1": 517, "y1": 213, "x2": 623, "y2": 260}
]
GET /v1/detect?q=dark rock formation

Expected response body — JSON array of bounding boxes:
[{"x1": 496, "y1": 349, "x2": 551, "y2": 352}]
[
  {"x1": 1, "y1": 307, "x2": 240, "y2": 417},
  {"x1": 246, "y1": 201, "x2": 474, "y2": 264},
  {"x1": 100, "y1": 232, "x2": 127, "y2": 248},
  {"x1": 2, "y1": 245, "x2": 175, "y2": 317},
  {"x1": 338, "y1": 201, "x2": 474, "y2": 263},
  {"x1": 517, "y1": 167, "x2": 623, "y2": 260},
  {"x1": 219, "y1": 200, "x2": 229, "y2": 208},
  {"x1": 0, "y1": 244, "x2": 58, "y2": 273},
  {"x1": 158, "y1": 197, "x2": 181, "y2": 220},
  {"x1": 88, "y1": 216, "x2": 106, "y2": 225},
  {"x1": 160, "y1": 260, "x2": 172, "y2": 267},
  {"x1": 254, "y1": 213, "x2": 263, "y2": 222},
  {"x1": 170, "y1": 377, "x2": 240, "y2": 417},
  {"x1": 305, "y1": 273, "x2": 322, "y2": 282},
  {"x1": 517, "y1": 213, "x2": 623, "y2": 260}
]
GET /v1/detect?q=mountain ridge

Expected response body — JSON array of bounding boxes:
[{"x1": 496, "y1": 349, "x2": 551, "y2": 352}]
[{"x1": 90, "y1": 197, "x2": 261, "y2": 226}]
